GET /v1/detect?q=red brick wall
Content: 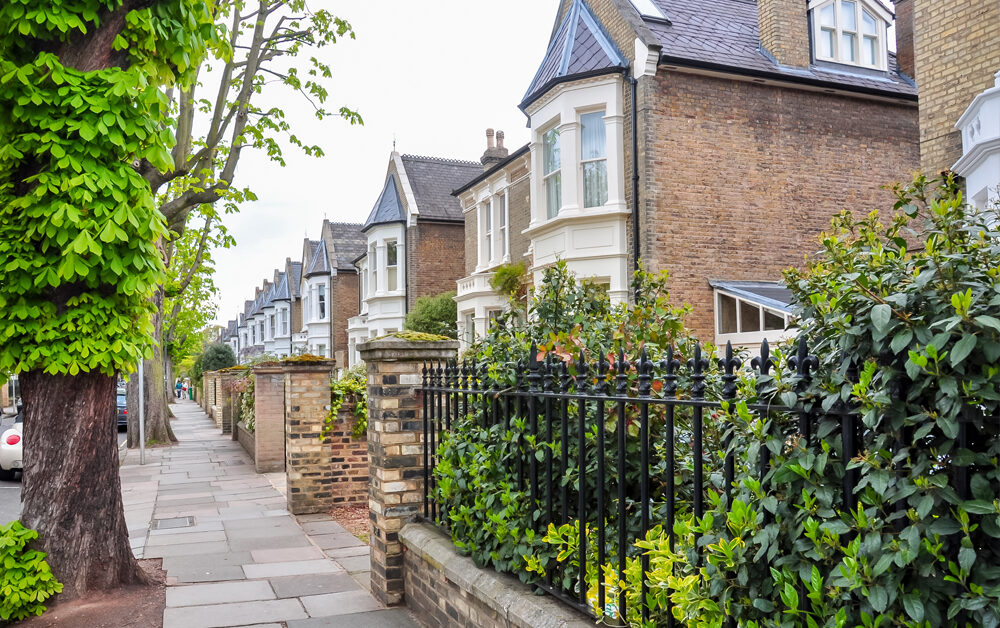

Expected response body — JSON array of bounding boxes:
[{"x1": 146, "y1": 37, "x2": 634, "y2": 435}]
[
  {"x1": 639, "y1": 70, "x2": 920, "y2": 340},
  {"x1": 407, "y1": 221, "x2": 466, "y2": 310},
  {"x1": 331, "y1": 271, "x2": 359, "y2": 367}
]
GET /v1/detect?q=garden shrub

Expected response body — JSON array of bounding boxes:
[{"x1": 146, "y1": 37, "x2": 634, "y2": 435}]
[
  {"x1": 404, "y1": 291, "x2": 457, "y2": 338},
  {"x1": 438, "y1": 175, "x2": 1000, "y2": 627},
  {"x1": 201, "y1": 342, "x2": 237, "y2": 372},
  {"x1": 323, "y1": 364, "x2": 368, "y2": 440},
  {"x1": 0, "y1": 521, "x2": 62, "y2": 621}
]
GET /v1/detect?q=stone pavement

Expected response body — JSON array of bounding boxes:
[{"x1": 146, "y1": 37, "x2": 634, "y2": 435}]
[{"x1": 119, "y1": 399, "x2": 419, "y2": 628}]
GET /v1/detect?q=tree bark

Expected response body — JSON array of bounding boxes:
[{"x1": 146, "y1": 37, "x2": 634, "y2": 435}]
[
  {"x1": 137, "y1": 285, "x2": 177, "y2": 446},
  {"x1": 20, "y1": 370, "x2": 147, "y2": 599}
]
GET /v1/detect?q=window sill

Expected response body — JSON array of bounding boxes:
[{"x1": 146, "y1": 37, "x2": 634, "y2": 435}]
[{"x1": 524, "y1": 204, "x2": 630, "y2": 236}]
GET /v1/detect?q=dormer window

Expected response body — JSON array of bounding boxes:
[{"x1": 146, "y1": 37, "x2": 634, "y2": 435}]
[{"x1": 810, "y1": 0, "x2": 887, "y2": 70}]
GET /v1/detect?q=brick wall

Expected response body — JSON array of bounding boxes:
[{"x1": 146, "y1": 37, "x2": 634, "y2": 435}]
[
  {"x1": 327, "y1": 404, "x2": 369, "y2": 505},
  {"x1": 461, "y1": 156, "x2": 532, "y2": 277},
  {"x1": 217, "y1": 371, "x2": 235, "y2": 435},
  {"x1": 407, "y1": 221, "x2": 466, "y2": 310},
  {"x1": 237, "y1": 421, "x2": 255, "y2": 460},
  {"x1": 331, "y1": 271, "x2": 359, "y2": 367},
  {"x1": 912, "y1": 0, "x2": 1000, "y2": 173},
  {"x1": 404, "y1": 541, "x2": 507, "y2": 628},
  {"x1": 252, "y1": 366, "x2": 285, "y2": 473},
  {"x1": 895, "y1": 0, "x2": 915, "y2": 77},
  {"x1": 640, "y1": 70, "x2": 919, "y2": 340},
  {"x1": 283, "y1": 361, "x2": 338, "y2": 515},
  {"x1": 757, "y1": 0, "x2": 811, "y2": 67}
]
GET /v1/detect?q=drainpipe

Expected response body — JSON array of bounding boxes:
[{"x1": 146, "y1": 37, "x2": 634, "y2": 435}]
[{"x1": 628, "y1": 70, "x2": 641, "y2": 302}]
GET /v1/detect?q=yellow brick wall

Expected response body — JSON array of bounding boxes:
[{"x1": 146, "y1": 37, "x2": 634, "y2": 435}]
[
  {"x1": 757, "y1": 0, "x2": 811, "y2": 67},
  {"x1": 912, "y1": 0, "x2": 1000, "y2": 173}
]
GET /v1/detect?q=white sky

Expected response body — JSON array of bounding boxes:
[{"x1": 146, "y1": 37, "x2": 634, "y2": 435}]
[{"x1": 210, "y1": 0, "x2": 557, "y2": 326}]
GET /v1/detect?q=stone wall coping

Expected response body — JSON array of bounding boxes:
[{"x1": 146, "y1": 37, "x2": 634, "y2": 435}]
[
  {"x1": 252, "y1": 364, "x2": 285, "y2": 374},
  {"x1": 399, "y1": 523, "x2": 592, "y2": 628},
  {"x1": 358, "y1": 338, "x2": 459, "y2": 363},
  {"x1": 281, "y1": 359, "x2": 337, "y2": 373}
]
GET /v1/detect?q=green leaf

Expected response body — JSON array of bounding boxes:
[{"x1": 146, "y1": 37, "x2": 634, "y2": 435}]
[
  {"x1": 871, "y1": 304, "x2": 892, "y2": 333},
  {"x1": 890, "y1": 329, "x2": 913, "y2": 353},
  {"x1": 975, "y1": 315, "x2": 1000, "y2": 332},
  {"x1": 903, "y1": 594, "x2": 925, "y2": 622},
  {"x1": 949, "y1": 333, "x2": 977, "y2": 367}
]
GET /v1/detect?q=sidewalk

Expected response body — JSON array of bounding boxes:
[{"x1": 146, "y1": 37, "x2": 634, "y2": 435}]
[{"x1": 119, "y1": 399, "x2": 419, "y2": 628}]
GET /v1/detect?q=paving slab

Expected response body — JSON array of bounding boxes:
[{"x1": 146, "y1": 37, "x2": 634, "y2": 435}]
[
  {"x1": 323, "y1": 545, "x2": 370, "y2": 559},
  {"x1": 335, "y1": 555, "x2": 370, "y2": 574},
  {"x1": 166, "y1": 581, "x2": 276, "y2": 607},
  {"x1": 300, "y1": 521, "x2": 349, "y2": 536},
  {"x1": 243, "y1": 559, "x2": 343, "y2": 579},
  {"x1": 144, "y1": 541, "x2": 232, "y2": 559},
  {"x1": 227, "y1": 535, "x2": 312, "y2": 552},
  {"x1": 145, "y1": 530, "x2": 228, "y2": 546},
  {"x1": 268, "y1": 573, "x2": 362, "y2": 599},
  {"x1": 162, "y1": 552, "x2": 253, "y2": 572},
  {"x1": 299, "y1": 590, "x2": 383, "y2": 617},
  {"x1": 286, "y1": 610, "x2": 420, "y2": 628},
  {"x1": 170, "y1": 565, "x2": 246, "y2": 584},
  {"x1": 162, "y1": 599, "x2": 307, "y2": 628},
  {"x1": 310, "y1": 534, "x2": 366, "y2": 550},
  {"x1": 251, "y1": 546, "x2": 325, "y2": 564}
]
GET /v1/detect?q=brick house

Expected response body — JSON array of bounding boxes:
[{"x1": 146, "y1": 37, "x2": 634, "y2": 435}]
[
  {"x1": 458, "y1": 0, "x2": 919, "y2": 347},
  {"x1": 454, "y1": 131, "x2": 532, "y2": 347},
  {"x1": 897, "y1": 0, "x2": 1000, "y2": 208},
  {"x1": 347, "y1": 152, "x2": 482, "y2": 366},
  {"x1": 295, "y1": 220, "x2": 367, "y2": 364}
]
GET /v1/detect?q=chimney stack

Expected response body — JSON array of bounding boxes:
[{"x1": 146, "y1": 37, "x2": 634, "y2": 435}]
[
  {"x1": 757, "y1": 0, "x2": 810, "y2": 67},
  {"x1": 480, "y1": 127, "x2": 509, "y2": 170},
  {"x1": 893, "y1": 0, "x2": 915, "y2": 78}
]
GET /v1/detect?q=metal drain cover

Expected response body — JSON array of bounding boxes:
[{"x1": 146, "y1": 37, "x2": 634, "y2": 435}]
[{"x1": 153, "y1": 516, "x2": 195, "y2": 530}]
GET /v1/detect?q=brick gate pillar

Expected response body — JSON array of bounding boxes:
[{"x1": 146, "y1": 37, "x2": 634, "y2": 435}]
[
  {"x1": 252, "y1": 364, "x2": 286, "y2": 473},
  {"x1": 217, "y1": 371, "x2": 235, "y2": 435},
  {"x1": 283, "y1": 359, "x2": 337, "y2": 515},
  {"x1": 358, "y1": 336, "x2": 459, "y2": 607}
]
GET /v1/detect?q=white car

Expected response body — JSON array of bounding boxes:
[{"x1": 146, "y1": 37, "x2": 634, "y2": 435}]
[{"x1": 0, "y1": 413, "x2": 22, "y2": 481}]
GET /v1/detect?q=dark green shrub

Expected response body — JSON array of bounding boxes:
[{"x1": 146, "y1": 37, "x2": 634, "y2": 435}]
[
  {"x1": 404, "y1": 291, "x2": 457, "y2": 339},
  {"x1": 200, "y1": 342, "x2": 236, "y2": 372},
  {"x1": 0, "y1": 521, "x2": 63, "y2": 621}
]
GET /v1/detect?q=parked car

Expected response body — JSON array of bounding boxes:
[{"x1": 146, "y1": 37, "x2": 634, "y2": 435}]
[
  {"x1": 116, "y1": 389, "x2": 127, "y2": 429},
  {"x1": 0, "y1": 410, "x2": 23, "y2": 481}
]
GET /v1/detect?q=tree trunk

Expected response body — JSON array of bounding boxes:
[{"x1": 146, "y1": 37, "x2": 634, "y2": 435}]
[
  {"x1": 128, "y1": 285, "x2": 177, "y2": 448},
  {"x1": 20, "y1": 370, "x2": 147, "y2": 599}
]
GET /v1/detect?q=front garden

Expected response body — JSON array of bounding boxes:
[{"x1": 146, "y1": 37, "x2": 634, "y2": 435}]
[{"x1": 425, "y1": 175, "x2": 1000, "y2": 627}]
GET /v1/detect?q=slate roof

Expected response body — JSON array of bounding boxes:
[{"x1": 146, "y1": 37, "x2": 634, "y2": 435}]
[
  {"x1": 273, "y1": 272, "x2": 290, "y2": 301},
  {"x1": 522, "y1": 0, "x2": 629, "y2": 109},
  {"x1": 306, "y1": 239, "x2": 331, "y2": 276},
  {"x1": 363, "y1": 174, "x2": 407, "y2": 231},
  {"x1": 329, "y1": 222, "x2": 367, "y2": 271},
  {"x1": 710, "y1": 280, "x2": 793, "y2": 314},
  {"x1": 288, "y1": 261, "x2": 303, "y2": 298},
  {"x1": 638, "y1": 0, "x2": 916, "y2": 98},
  {"x1": 398, "y1": 155, "x2": 482, "y2": 222}
]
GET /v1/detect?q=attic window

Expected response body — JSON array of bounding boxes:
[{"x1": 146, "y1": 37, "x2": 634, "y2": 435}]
[
  {"x1": 628, "y1": 0, "x2": 667, "y2": 21},
  {"x1": 810, "y1": 0, "x2": 888, "y2": 70}
]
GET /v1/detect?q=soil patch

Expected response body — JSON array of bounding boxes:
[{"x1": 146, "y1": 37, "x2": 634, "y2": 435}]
[
  {"x1": 15, "y1": 559, "x2": 165, "y2": 628},
  {"x1": 329, "y1": 503, "x2": 370, "y2": 543}
]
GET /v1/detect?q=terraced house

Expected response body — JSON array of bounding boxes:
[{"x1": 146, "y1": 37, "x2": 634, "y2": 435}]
[
  {"x1": 347, "y1": 152, "x2": 482, "y2": 366},
  {"x1": 457, "y1": 0, "x2": 920, "y2": 349}
]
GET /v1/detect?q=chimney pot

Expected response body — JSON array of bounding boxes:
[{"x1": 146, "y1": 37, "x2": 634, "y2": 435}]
[
  {"x1": 486, "y1": 128, "x2": 495, "y2": 149},
  {"x1": 497, "y1": 131, "x2": 505, "y2": 150}
]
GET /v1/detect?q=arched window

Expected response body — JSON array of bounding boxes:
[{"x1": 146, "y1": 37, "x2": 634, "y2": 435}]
[{"x1": 810, "y1": 0, "x2": 888, "y2": 70}]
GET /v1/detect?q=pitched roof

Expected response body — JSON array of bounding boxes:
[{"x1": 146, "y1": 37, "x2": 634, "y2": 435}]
[
  {"x1": 398, "y1": 155, "x2": 482, "y2": 222},
  {"x1": 363, "y1": 174, "x2": 406, "y2": 230},
  {"x1": 522, "y1": 0, "x2": 629, "y2": 109},
  {"x1": 273, "y1": 272, "x2": 290, "y2": 301},
  {"x1": 306, "y1": 239, "x2": 331, "y2": 276},
  {"x1": 329, "y1": 222, "x2": 367, "y2": 271},
  {"x1": 638, "y1": 0, "x2": 916, "y2": 98},
  {"x1": 288, "y1": 261, "x2": 303, "y2": 297}
]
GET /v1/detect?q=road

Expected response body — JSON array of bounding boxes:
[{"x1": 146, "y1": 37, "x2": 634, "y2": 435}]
[{"x1": 0, "y1": 414, "x2": 128, "y2": 525}]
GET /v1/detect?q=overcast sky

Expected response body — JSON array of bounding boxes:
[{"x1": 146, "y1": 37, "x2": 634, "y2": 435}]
[{"x1": 210, "y1": 1, "x2": 556, "y2": 326}]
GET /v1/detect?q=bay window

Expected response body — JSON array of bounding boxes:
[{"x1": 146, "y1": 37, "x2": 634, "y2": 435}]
[
  {"x1": 543, "y1": 127, "x2": 562, "y2": 219},
  {"x1": 370, "y1": 244, "x2": 377, "y2": 295},
  {"x1": 581, "y1": 110, "x2": 608, "y2": 208},
  {"x1": 317, "y1": 284, "x2": 326, "y2": 320},
  {"x1": 811, "y1": 0, "x2": 886, "y2": 70},
  {"x1": 386, "y1": 240, "x2": 398, "y2": 291},
  {"x1": 268, "y1": 314, "x2": 275, "y2": 339},
  {"x1": 482, "y1": 202, "x2": 493, "y2": 265}
]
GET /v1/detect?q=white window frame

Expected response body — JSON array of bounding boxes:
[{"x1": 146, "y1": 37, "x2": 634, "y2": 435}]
[
  {"x1": 317, "y1": 284, "x2": 327, "y2": 321},
  {"x1": 809, "y1": 0, "x2": 888, "y2": 71},
  {"x1": 369, "y1": 244, "x2": 378, "y2": 295},
  {"x1": 542, "y1": 126, "x2": 562, "y2": 219},
  {"x1": 268, "y1": 313, "x2": 275, "y2": 340},
  {"x1": 496, "y1": 192, "x2": 508, "y2": 261},
  {"x1": 482, "y1": 202, "x2": 494, "y2": 265},
  {"x1": 386, "y1": 240, "x2": 398, "y2": 292},
  {"x1": 279, "y1": 307, "x2": 288, "y2": 336},
  {"x1": 714, "y1": 290, "x2": 795, "y2": 346},
  {"x1": 579, "y1": 109, "x2": 608, "y2": 209}
]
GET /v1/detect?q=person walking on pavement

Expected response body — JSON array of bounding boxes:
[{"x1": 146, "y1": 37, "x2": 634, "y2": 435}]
[{"x1": 175, "y1": 379, "x2": 183, "y2": 399}]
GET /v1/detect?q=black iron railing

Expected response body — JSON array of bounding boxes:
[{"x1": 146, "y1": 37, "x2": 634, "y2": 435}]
[{"x1": 420, "y1": 338, "x2": 850, "y2": 625}]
